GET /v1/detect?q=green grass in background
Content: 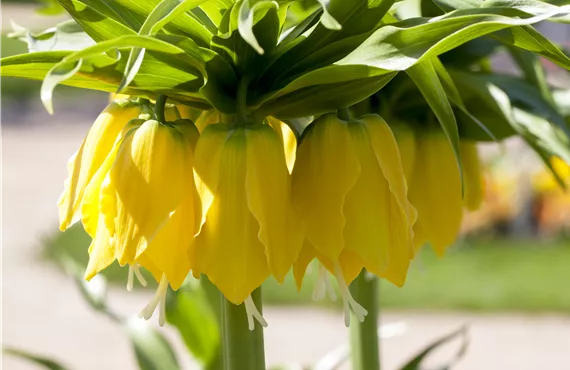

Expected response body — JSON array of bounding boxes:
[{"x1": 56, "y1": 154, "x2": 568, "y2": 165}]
[{"x1": 44, "y1": 224, "x2": 570, "y2": 312}]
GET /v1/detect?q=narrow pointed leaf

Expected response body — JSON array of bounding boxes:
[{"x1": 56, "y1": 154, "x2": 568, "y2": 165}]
[
  {"x1": 316, "y1": 0, "x2": 342, "y2": 30},
  {"x1": 238, "y1": 0, "x2": 279, "y2": 55},
  {"x1": 406, "y1": 60, "x2": 463, "y2": 186}
]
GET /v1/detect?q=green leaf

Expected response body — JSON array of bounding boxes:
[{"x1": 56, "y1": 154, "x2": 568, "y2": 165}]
[
  {"x1": 431, "y1": 58, "x2": 497, "y2": 141},
  {"x1": 39, "y1": 35, "x2": 209, "y2": 112},
  {"x1": 258, "y1": 0, "x2": 394, "y2": 89},
  {"x1": 316, "y1": 0, "x2": 342, "y2": 30},
  {"x1": 238, "y1": 0, "x2": 279, "y2": 54},
  {"x1": 259, "y1": 73, "x2": 396, "y2": 119},
  {"x1": 488, "y1": 74, "x2": 570, "y2": 136},
  {"x1": 56, "y1": 0, "x2": 137, "y2": 41},
  {"x1": 2, "y1": 348, "x2": 70, "y2": 370},
  {"x1": 113, "y1": 0, "x2": 212, "y2": 46},
  {"x1": 1, "y1": 50, "x2": 206, "y2": 106},
  {"x1": 212, "y1": 2, "x2": 281, "y2": 78},
  {"x1": 406, "y1": 59, "x2": 463, "y2": 183},
  {"x1": 8, "y1": 20, "x2": 95, "y2": 52},
  {"x1": 166, "y1": 284, "x2": 220, "y2": 365},
  {"x1": 258, "y1": 4, "x2": 570, "y2": 107},
  {"x1": 448, "y1": 70, "x2": 517, "y2": 141},
  {"x1": 124, "y1": 319, "x2": 181, "y2": 370},
  {"x1": 400, "y1": 325, "x2": 468, "y2": 370},
  {"x1": 512, "y1": 107, "x2": 570, "y2": 164},
  {"x1": 119, "y1": 0, "x2": 210, "y2": 92}
]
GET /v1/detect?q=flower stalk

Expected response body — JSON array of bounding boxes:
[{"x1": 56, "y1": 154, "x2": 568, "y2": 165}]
[
  {"x1": 154, "y1": 94, "x2": 167, "y2": 123},
  {"x1": 349, "y1": 270, "x2": 381, "y2": 370},
  {"x1": 221, "y1": 288, "x2": 266, "y2": 370}
]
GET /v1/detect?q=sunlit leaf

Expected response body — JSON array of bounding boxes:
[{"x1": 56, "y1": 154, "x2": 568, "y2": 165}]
[
  {"x1": 166, "y1": 283, "x2": 220, "y2": 365},
  {"x1": 124, "y1": 319, "x2": 181, "y2": 370},
  {"x1": 400, "y1": 325, "x2": 468, "y2": 370}
]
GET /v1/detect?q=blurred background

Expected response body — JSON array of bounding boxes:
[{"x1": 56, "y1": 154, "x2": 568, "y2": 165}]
[{"x1": 2, "y1": 0, "x2": 570, "y2": 369}]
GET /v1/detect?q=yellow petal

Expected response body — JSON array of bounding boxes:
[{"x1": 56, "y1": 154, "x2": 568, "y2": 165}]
[
  {"x1": 106, "y1": 120, "x2": 190, "y2": 265},
  {"x1": 409, "y1": 132, "x2": 463, "y2": 255},
  {"x1": 341, "y1": 116, "x2": 415, "y2": 283},
  {"x1": 192, "y1": 126, "x2": 269, "y2": 304},
  {"x1": 84, "y1": 213, "x2": 115, "y2": 280},
  {"x1": 81, "y1": 120, "x2": 143, "y2": 238},
  {"x1": 293, "y1": 240, "x2": 363, "y2": 289},
  {"x1": 195, "y1": 110, "x2": 222, "y2": 133},
  {"x1": 392, "y1": 124, "x2": 416, "y2": 183},
  {"x1": 142, "y1": 121, "x2": 201, "y2": 290},
  {"x1": 245, "y1": 124, "x2": 304, "y2": 283},
  {"x1": 191, "y1": 124, "x2": 234, "y2": 230},
  {"x1": 461, "y1": 141, "x2": 484, "y2": 211},
  {"x1": 293, "y1": 240, "x2": 316, "y2": 291},
  {"x1": 267, "y1": 117, "x2": 297, "y2": 173},
  {"x1": 292, "y1": 114, "x2": 360, "y2": 261},
  {"x1": 58, "y1": 103, "x2": 140, "y2": 231}
]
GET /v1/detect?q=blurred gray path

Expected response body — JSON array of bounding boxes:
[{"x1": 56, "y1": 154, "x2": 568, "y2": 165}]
[{"x1": 2, "y1": 112, "x2": 570, "y2": 370}]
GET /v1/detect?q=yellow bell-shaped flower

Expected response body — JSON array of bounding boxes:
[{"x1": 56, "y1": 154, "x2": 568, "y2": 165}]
[
  {"x1": 101, "y1": 119, "x2": 199, "y2": 267},
  {"x1": 82, "y1": 117, "x2": 201, "y2": 325},
  {"x1": 403, "y1": 131, "x2": 484, "y2": 255},
  {"x1": 191, "y1": 122, "x2": 303, "y2": 305},
  {"x1": 58, "y1": 101, "x2": 142, "y2": 231},
  {"x1": 291, "y1": 114, "x2": 416, "y2": 323},
  {"x1": 82, "y1": 118, "x2": 145, "y2": 280}
]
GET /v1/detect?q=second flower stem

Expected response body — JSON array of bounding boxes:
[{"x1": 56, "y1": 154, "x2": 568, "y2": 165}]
[
  {"x1": 221, "y1": 288, "x2": 266, "y2": 370},
  {"x1": 349, "y1": 270, "x2": 381, "y2": 370}
]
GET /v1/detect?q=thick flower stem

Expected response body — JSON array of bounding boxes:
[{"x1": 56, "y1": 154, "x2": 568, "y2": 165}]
[
  {"x1": 154, "y1": 94, "x2": 167, "y2": 123},
  {"x1": 349, "y1": 270, "x2": 381, "y2": 370},
  {"x1": 221, "y1": 288, "x2": 266, "y2": 370}
]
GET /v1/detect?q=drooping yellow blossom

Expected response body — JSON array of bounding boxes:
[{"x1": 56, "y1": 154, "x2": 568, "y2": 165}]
[
  {"x1": 402, "y1": 130, "x2": 484, "y2": 255},
  {"x1": 58, "y1": 101, "x2": 142, "y2": 231},
  {"x1": 191, "y1": 122, "x2": 303, "y2": 305},
  {"x1": 78, "y1": 117, "x2": 201, "y2": 325},
  {"x1": 533, "y1": 156, "x2": 570, "y2": 235},
  {"x1": 291, "y1": 114, "x2": 417, "y2": 323},
  {"x1": 101, "y1": 119, "x2": 200, "y2": 268},
  {"x1": 461, "y1": 141, "x2": 485, "y2": 211}
]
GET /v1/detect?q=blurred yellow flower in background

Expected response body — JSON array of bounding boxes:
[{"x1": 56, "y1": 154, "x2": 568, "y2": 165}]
[{"x1": 291, "y1": 114, "x2": 416, "y2": 325}]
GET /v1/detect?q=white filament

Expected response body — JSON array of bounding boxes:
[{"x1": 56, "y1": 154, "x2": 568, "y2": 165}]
[
  {"x1": 244, "y1": 296, "x2": 268, "y2": 331},
  {"x1": 127, "y1": 265, "x2": 134, "y2": 292},
  {"x1": 133, "y1": 264, "x2": 148, "y2": 287},
  {"x1": 127, "y1": 264, "x2": 148, "y2": 291},
  {"x1": 139, "y1": 274, "x2": 169, "y2": 326},
  {"x1": 312, "y1": 264, "x2": 337, "y2": 302},
  {"x1": 334, "y1": 263, "x2": 367, "y2": 327}
]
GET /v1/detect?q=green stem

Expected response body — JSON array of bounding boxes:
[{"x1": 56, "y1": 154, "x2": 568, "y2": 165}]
[
  {"x1": 349, "y1": 270, "x2": 380, "y2": 370},
  {"x1": 337, "y1": 107, "x2": 351, "y2": 121},
  {"x1": 236, "y1": 78, "x2": 250, "y2": 125},
  {"x1": 155, "y1": 94, "x2": 167, "y2": 123},
  {"x1": 221, "y1": 288, "x2": 266, "y2": 370}
]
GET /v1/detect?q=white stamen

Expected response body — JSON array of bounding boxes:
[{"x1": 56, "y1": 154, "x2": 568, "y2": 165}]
[
  {"x1": 325, "y1": 271, "x2": 337, "y2": 302},
  {"x1": 312, "y1": 264, "x2": 327, "y2": 301},
  {"x1": 127, "y1": 264, "x2": 147, "y2": 291},
  {"x1": 244, "y1": 296, "x2": 268, "y2": 331},
  {"x1": 139, "y1": 274, "x2": 169, "y2": 326},
  {"x1": 312, "y1": 264, "x2": 337, "y2": 302},
  {"x1": 133, "y1": 264, "x2": 148, "y2": 287},
  {"x1": 334, "y1": 263, "x2": 367, "y2": 327},
  {"x1": 127, "y1": 265, "x2": 135, "y2": 292}
]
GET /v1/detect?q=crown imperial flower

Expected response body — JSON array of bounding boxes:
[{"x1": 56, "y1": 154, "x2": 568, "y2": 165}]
[
  {"x1": 291, "y1": 113, "x2": 417, "y2": 324},
  {"x1": 191, "y1": 122, "x2": 304, "y2": 307}
]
